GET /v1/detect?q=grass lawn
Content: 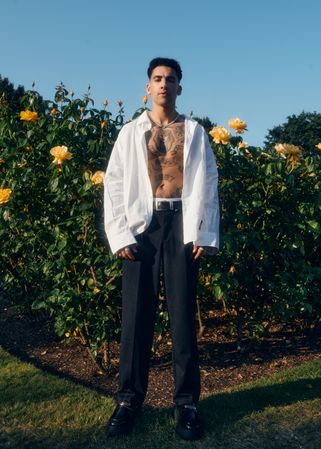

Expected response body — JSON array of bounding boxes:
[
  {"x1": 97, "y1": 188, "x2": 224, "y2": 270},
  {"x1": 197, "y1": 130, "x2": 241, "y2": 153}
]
[{"x1": 0, "y1": 345, "x2": 320, "y2": 449}]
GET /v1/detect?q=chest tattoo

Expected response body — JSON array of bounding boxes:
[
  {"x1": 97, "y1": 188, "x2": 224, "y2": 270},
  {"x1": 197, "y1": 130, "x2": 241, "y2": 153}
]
[{"x1": 145, "y1": 119, "x2": 185, "y2": 198}]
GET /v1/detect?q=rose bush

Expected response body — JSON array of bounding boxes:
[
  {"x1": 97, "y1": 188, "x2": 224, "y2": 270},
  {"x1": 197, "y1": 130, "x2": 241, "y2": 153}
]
[
  {"x1": 202, "y1": 121, "x2": 321, "y2": 342},
  {"x1": 1, "y1": 85, "x2": 320, "y2": 368},
  {"x1": 0, "y1": 84, "x2": 125, "y2": 367}
]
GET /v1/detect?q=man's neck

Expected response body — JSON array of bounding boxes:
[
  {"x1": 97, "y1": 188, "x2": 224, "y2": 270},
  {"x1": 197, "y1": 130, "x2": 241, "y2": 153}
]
[{"x1": 148, "y1": 106, "x2": 179, "y2": 126}]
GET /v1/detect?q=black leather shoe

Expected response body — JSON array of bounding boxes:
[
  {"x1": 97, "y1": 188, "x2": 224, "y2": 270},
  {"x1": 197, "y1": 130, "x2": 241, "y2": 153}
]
[
  {"x1": 174, "y1": 404, "x2": 203, "y2": 440},
  {"x1": 105, "y1": 403, "x2": 141, "y2": 437}
]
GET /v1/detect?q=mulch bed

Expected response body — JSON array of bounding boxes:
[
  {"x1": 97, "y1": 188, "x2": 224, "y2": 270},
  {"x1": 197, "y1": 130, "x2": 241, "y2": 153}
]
[{"x1": 0, "y1": 304, "x2": 320, "y2": 410}]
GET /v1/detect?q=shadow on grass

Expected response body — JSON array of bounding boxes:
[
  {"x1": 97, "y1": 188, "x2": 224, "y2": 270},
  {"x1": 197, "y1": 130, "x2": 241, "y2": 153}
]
[
  {"x1": 201, "y1": 375, "x2": 321, "y2": 437},
  {"x1": 0, "y1": 339, "x2": 116, "y2": 401},
  {"x1": 1, "y1": 373, "x2": 320, "y2": 449}
]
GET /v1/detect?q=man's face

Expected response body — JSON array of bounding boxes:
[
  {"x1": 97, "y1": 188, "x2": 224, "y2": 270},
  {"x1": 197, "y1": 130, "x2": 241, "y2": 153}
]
[{"x1": 146, "y1": 65, "x2": 182, "y2": 109}]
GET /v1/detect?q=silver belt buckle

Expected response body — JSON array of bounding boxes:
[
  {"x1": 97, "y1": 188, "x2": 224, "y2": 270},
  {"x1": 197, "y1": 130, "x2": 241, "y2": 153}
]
[
  {"x1": 154, "y1": 200, "x2": 177, "y2": 210},
  {"x1": 155, "y1": 200, "x2": 162, "y2": 211}
]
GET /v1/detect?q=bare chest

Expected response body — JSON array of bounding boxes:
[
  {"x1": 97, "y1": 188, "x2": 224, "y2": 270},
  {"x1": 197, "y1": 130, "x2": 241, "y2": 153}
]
[
  {"x1": 145, "y1": 121, "x2": 185, "y2": 198},
  {"x1": 145, "y1": 122, "x2": 185, "y2": 162}
]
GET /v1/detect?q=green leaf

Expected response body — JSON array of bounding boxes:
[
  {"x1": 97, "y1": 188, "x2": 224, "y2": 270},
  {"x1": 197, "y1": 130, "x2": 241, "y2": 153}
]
[
  {"x1": 213, "y1": 285, "x2": 223, "y2": 299},
  {"x1": 307, "y1": 220, "x2": 320, "y2": 231},
  {"x1": 31, "y1": 299, "x2": 47, "y2": 310},
  {"x1": 58, "y1": 239, "x2": 67, "y2": 250}
]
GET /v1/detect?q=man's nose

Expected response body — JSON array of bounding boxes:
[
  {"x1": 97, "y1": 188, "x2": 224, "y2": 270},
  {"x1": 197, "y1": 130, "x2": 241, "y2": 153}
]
[{"x1": 160, "y1": 77, "x2": 168, "y2": 88}]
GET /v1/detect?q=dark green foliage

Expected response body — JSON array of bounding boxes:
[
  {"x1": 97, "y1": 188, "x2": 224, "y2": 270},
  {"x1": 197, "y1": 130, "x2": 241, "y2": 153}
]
[
  {"x1": 192, "y1": 116, "x2": 216, "y2": 134},
  {"x1": 1, "y1": 86, "x2": 320, "y2": 367},
  {"x1": 264, "y1": 111, "x2": 321, "y2": 156},
  {"x1": 0, "y1": 75, "x2": 46, "y2": 116},
  {"x1": 0, "y1": 75, "x2": 26, "y2": 113}
]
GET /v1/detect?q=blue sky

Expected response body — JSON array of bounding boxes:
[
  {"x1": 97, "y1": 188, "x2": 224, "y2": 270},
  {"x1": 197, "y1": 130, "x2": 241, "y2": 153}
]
[{"x1": 2, "y1": 0, "x2": 321, "y2": 146}]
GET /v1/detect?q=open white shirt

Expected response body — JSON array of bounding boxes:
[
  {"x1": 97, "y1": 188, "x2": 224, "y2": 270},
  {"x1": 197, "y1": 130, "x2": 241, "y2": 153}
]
[{"x1": 104, "y1": 111, "x2": 220, "y2": 255}]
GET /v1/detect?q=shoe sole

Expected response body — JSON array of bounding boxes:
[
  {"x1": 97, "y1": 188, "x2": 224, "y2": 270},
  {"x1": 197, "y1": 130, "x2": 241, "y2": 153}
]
[{"x1": 106, "y1": 423, "x2": 131, "y2": 437}]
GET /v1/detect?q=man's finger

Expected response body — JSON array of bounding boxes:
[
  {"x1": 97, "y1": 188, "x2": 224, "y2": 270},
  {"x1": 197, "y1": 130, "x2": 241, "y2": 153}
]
[
  {"x1": 117, "y1": 244, "x2": 138, "y2": 260},
  {"x1": 124, "y1": 247, "x2": 135, "y2": 260},
  {"x1": 194, "y1": 247, "x2": 204, "y2": 260}
]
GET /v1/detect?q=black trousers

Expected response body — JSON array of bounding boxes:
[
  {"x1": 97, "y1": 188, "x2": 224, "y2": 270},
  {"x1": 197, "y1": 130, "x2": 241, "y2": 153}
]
[{"x1": 117, "y1": 208, "x2": 201, "y2": 407}]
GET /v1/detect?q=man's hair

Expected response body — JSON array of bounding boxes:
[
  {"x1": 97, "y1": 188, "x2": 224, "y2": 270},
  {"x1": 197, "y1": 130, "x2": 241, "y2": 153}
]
[{"x1": 147, "y1": 57, "x2": 182, "y2": 82}]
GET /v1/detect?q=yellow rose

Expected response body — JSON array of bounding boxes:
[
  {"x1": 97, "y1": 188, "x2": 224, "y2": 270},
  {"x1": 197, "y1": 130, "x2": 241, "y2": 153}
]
[
  {"x1": 274, "y1": 143, "x2": 302, "y2": 169},
  {"x1": 20, "y1": 110, "x2": 39, "y2": 121},
  {"x1": 274, "y1": 143, "x2": 301, "y2": 156},
  {"x1": 143, "y1": 95, "x2": 148, "y2": 105},
  {"x1": 91, "y1": 170, "x2": 105, "y2": 185},
  {"x1": 238, "y1": 141, "x2": 248, "y2": 149},
  {"x1": 101, "y1": 120, "x2": 107, "y2": 129},
  {"x1": 50, "y1": 108, "x2": 57, "y2": 117},
  {"x1": 50, "y1": 145, "x2": 72, "y2": 165},
  {"x1": 0, "y1": 188, "x2": 12, "y2": 205},
  {"x1": 315, "y1": 143, "x2": 321, "y2": 151},
  {"x1": 228, "y1": 117, "x2": 247, "y2": 134},
  {"x1": 209, "y1": 126, "x2": 231, "y2": 145},
  {"x1": 25, "y1": 146, "x2": 32, "y2": 152}
]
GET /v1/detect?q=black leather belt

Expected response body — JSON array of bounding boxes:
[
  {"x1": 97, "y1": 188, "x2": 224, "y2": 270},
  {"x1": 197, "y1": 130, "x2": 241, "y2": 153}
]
[{"x1": 153, "y1": 199, "x2": 182, "y2": 211}]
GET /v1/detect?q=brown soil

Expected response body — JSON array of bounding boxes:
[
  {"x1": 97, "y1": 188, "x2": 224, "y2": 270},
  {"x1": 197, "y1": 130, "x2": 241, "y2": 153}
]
[{"x1": 0, "y1": 304, "x2": 320, "y2": 410}]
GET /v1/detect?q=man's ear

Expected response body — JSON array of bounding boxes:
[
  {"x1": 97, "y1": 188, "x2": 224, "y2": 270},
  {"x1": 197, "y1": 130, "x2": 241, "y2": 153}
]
[
  {"x1": 146, "y1": 83, "x2": 151, "y2": 95},
  {"x1": 177, "y1": 85, "x2": 182, "y2": 96}
]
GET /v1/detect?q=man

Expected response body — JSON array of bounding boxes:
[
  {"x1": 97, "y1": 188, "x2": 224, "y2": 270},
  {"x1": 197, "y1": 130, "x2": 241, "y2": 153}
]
[{"x1": 104, "y1": 57, "x2": 219, "y2": 440}]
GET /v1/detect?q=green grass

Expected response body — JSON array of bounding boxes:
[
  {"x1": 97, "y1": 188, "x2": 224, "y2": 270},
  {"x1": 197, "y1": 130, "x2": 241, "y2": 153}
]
[{"x1": 1, "y1": 345, "x2": 320, "y2": 449}]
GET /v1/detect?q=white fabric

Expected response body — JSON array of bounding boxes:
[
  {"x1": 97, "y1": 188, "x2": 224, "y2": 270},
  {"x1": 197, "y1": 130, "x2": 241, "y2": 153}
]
[{"x1": 104, "y1": 111, "x2": 220, "y2": 255}]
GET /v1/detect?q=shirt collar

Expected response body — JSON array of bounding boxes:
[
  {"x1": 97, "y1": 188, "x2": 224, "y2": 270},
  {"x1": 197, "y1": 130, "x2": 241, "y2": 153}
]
[{"x1": 137, "y1": 110, "x2": 152, "y2": 128}]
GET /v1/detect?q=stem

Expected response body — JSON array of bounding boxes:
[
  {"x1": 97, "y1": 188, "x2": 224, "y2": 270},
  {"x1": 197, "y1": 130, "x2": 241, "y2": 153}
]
[
  {"x1": 90, "y1": 266, "x2": 97, "y2": 286},
  {"x1": 78, "y1": 328, "x2": 104, "y2": 372},
  {"x1": 196, "y1": 299, "x2": 205, "y2": 338},
  {"x1": 102, "y1": 340, "x2": 108, "y2": 369}
]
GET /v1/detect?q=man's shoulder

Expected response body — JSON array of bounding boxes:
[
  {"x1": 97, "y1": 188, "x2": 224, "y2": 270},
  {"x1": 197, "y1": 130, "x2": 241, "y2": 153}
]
[
  {"x1": 183, "y1": 115, "x2": 206, "y2": 137},
  {"x1": 119, "y1": 117, "x2": 139, "y2": 132},
  {"x1": 117, "y1": 111, "x2": 148, "y2": 136}
]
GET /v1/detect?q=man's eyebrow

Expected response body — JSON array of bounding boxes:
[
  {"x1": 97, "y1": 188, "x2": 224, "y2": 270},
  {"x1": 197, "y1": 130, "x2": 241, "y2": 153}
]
[{"x1": 152, "y1": 74, "x2": 177, "y2": 80}]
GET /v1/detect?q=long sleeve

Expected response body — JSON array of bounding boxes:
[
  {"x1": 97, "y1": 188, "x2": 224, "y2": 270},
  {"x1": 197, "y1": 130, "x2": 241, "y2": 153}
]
[
  {"x1": 104, "y1": 130, "x2": 137, "y2": 254},
  {"x1": 194, "y1": 128, "x2": 220, "y2": 254}
]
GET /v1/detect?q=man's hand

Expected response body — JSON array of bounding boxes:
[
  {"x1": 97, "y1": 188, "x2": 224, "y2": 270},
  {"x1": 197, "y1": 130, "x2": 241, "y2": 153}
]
[
  {"x1": 192, "y1": 245, "x2": 206, "y2": 260},
  {"x1": 117, "y1": 244, "x2": 138, "y2": 261}
]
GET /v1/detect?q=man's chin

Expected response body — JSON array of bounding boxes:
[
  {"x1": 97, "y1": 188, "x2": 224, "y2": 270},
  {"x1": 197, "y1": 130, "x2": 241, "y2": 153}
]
[{"x1": 155, "y1": 99, "x2": 174, "y2": 108}]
